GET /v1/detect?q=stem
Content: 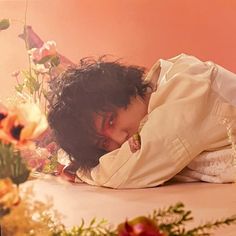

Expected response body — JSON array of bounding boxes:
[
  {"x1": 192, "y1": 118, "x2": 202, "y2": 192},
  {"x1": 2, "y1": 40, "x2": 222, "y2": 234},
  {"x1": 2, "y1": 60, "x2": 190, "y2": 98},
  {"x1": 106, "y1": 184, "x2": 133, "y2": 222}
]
[
  {"x1": 15, "y1": 75, "x2": 20, "y2": 85},
  {"x1": 39, "y1": 74, "x2": 43, "y2": 100},
  {"x1": 23, "y1": 0, "x2": 32, "y2": 77},
  {"x1": 10, "y1": 19, "x2": 25, "y2": 24}
]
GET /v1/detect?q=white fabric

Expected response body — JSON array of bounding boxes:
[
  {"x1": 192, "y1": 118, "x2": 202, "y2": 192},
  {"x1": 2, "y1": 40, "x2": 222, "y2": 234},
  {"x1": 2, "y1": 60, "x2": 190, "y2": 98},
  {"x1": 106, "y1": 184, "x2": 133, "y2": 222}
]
[
  {"x1": 176, "y1": 148, "x2": 236, "y2": 183},
  {"x1": 153, "y1": 60, "x2": 236, "y2": 184}
]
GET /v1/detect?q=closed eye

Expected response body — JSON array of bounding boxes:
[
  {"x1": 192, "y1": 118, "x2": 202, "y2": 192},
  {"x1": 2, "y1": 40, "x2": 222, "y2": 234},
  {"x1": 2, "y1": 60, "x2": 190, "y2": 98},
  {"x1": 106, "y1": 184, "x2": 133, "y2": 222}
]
[
  {"x1": 101, "y1": 138, "x2": 110, "y2": 150},
  {"x1": 95, "y1": 137, "x2": 110, "y2": 151}
]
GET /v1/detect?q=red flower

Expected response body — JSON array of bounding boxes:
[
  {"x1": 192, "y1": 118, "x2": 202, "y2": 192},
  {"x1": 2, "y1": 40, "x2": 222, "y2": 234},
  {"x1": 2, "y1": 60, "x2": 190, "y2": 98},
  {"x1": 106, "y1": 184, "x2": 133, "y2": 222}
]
[{"x1": 118, "y1": 216, "x2": 167, "y2": 236}]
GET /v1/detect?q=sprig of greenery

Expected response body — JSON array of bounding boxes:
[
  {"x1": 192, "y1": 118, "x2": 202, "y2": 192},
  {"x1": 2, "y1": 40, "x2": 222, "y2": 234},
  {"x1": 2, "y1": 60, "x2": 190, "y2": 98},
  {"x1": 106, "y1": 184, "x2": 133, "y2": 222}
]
[
  {"x1": 148, "y1": 202, "x2": 193, "y2": 235},
  {"x1": 1, "y1": 197, "x2": 236, "y2": 236},
  {"x1": 183, "y1": 215, "x2": 236, "y2": 236},
  {"x1": 48, "y1": 203, "x2": 236, "y2": 236},
  {"x1": 51, "y1": 218, "x2": 116, "y2": 236}
]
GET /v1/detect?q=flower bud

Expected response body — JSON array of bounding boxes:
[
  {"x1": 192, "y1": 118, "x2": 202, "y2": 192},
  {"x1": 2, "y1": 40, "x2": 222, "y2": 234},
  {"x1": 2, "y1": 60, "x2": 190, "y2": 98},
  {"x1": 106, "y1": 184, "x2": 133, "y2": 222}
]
[
  {"x1": 0, "y1": 19, "x2": 10, "y2": 31},
  {"x1": 117, "y1": 216, "x2": 167, "y2": 236}
]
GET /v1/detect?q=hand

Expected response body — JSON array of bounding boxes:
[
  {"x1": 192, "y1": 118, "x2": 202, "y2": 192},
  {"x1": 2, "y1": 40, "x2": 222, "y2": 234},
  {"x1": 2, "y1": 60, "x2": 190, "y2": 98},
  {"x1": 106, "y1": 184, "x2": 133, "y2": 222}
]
[{"x1": 128, "y1": 133, "x2": 141, "y2": 153}]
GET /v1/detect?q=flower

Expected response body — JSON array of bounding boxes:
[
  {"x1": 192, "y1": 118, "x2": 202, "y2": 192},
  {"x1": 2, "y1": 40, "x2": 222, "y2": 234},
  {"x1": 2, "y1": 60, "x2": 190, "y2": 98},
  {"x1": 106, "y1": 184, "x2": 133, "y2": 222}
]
[
  {"x1": 118, "y1": 216, "x2": 166, "y2": 236},
  {"x1": 18, "y1": 25, "x2": 44, "y2": 49},
  {"x1": 0, "y1": 178, "x2": 20, "y2": 210},
  {"x1": 28, "y1": 40, "x2": 57, "y2": 64},
  {"x1": 31, "y1": 63, "x2": 49, "y2": 74},
  {"x1": 0, "y1": 103, "x2": 8, "y2": 128},
  {"x1": 20, "y1": 147, "x2": 50, "y2": 171},
  {"x1": 0, "y1": 103, "x2": 48, "y2": 147},
  {"x1": 11, "y1": 70, "x2": 20, "y2": 78}
]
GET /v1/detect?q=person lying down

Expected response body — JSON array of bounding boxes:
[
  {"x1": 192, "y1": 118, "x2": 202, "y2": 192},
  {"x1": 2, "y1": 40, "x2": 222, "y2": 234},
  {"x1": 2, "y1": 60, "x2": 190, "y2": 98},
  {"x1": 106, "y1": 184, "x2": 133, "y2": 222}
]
[{"x1": 48, "y1": 53, "x2": 236, "y2": 188}]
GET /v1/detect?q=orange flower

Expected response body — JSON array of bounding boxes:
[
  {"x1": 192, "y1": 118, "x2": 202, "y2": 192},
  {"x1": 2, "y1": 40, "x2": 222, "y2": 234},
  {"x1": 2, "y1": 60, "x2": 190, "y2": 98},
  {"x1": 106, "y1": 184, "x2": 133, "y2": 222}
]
[
  {"x1": 0, "y1": 178, "x2": 20, "y2": 209},
  {"x1": 0, "y1": 103, "x2": 48, "y2": 147},
  {"x1": 0, "y1": 103, "x2": 8, "y2": 128}
]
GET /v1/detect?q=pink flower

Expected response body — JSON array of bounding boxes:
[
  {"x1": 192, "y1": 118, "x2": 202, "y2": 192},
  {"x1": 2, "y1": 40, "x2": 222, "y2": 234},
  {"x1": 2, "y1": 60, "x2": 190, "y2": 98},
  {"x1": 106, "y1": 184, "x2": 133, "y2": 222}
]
[
  {"x1": 46, "y1": 141, "x2": 58, "y2": 154},
  {"x1": 11, "y1": 70, "x2": 20, "y2": 78},
  {"x1": 20, "y1": 147, "x2": 50, "y2": 170},
  {"x1": 28, "y1": 41, "x2": 57, "y2": 64},
  {"x1": 18, "y1": 25, "x2": 44, "y2": 49},
  {"x1": 19, "y1": 25, "x2": 75, "y2": 66}
]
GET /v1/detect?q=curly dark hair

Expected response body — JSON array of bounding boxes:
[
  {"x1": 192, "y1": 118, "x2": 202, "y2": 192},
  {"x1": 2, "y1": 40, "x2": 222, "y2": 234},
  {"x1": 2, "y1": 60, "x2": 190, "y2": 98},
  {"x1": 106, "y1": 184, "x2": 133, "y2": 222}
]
[{"x1": 47, "y1": 57, "x2": 149, "y2": 171}]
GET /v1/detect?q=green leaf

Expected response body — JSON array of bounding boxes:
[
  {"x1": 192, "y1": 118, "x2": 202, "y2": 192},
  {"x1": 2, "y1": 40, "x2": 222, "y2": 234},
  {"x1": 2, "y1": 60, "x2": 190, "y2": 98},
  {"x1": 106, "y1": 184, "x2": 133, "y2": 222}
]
[
  {"x1": 23, "y1": 71, "x2": 40, "y2": 93},
  {"x1": 50, "y1": 55, "x2": 60, "y2": 67},
  {"x1": 15, "y1": 84, "x2": 24, "y2": 93},
  {"x1": 42, "y1": 154, "x2": 59, "y2": 174},
  {"x1": 0, "y1": 19, "x2": 10, "y2": 31}
]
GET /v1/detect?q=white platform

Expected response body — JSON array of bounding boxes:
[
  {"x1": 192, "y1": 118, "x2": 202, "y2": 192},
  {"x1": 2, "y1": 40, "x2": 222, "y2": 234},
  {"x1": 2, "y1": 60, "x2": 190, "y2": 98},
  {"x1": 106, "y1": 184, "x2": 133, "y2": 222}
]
[{"x1": 22, "y1": 178, "x2": 236, "y2": 235}]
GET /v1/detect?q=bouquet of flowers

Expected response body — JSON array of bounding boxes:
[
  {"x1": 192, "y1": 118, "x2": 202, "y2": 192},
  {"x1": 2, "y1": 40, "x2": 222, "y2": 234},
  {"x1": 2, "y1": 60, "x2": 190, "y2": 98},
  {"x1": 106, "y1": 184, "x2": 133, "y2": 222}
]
[
  {"x1": 1, "y1": 18, "x2": 75, "y2": 178},
  {"x1": 0, "y1": 101, "x2": 48, "y2": 217}
]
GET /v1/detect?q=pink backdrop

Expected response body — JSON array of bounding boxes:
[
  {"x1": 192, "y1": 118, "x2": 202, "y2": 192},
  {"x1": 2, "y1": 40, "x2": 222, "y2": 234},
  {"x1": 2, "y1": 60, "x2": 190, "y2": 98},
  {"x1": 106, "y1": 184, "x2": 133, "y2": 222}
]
[{"x1": 1, "y1": 0, "x2": 236, "y2": 99}]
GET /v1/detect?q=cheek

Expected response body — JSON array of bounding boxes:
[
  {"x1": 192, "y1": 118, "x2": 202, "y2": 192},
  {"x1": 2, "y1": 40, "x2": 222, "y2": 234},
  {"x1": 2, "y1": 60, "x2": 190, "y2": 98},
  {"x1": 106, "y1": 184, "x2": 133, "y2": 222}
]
[{"x1": 132, "y1": 119, "x2": 142, "y2": 131}]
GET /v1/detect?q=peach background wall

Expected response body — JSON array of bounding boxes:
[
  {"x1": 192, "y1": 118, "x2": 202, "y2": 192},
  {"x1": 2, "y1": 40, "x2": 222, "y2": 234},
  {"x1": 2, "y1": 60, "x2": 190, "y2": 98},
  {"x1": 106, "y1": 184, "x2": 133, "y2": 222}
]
[{"x1": 1, "y1": 0, "x2": 236, "y2": 100}]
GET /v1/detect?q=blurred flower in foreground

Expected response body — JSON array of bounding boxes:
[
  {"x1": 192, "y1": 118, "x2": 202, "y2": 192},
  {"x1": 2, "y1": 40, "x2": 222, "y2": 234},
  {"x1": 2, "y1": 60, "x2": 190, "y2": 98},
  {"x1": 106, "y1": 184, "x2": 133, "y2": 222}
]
[
  {"x1": 0, "y1": 178, "x2": 20, "y2": 215},
  {"x1": 0, "y1": 103, "x2": 8, "y2": 128},
  {"x1": 0, "y1": 102, "x2": 48, "y2": 147},
  {"x1": 118, "y1": 216, "x2": 166, "y2": 236}
]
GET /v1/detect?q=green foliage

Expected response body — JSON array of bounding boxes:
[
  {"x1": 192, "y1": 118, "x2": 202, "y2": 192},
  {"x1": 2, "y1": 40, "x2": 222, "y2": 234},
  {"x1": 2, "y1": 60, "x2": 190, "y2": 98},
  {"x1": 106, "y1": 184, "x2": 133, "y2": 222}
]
[
  {"x1": 184, "y1": 216, "x2": 236, "y2": 236},
  {"x1": 0, "y1": 141, "x2": 30, "y2": 185},
  {"x1": 22, "y1": 70, "x2": 41, "y2": 94},
  {"x1": 15, "y1": 84, "x2": 25, "y2": 93},
  {"x1": 42, "y1": 154, "x2": 59, "y2": 174},
  {"x1": 149, "y1": 202, "x2": 193, "y2": 235},
  {"x1": 50, "y1": 56, "x2": 60, "y2": 67},
  {"x1": 51, "y1": 218, "x2": 116, "y2": 236},
  {"x1": 45, "y1": 202, "x2": 236, "y2": 236},
  {"x1": 148, "y1": 202, "x2": 236, "y2": 236}
]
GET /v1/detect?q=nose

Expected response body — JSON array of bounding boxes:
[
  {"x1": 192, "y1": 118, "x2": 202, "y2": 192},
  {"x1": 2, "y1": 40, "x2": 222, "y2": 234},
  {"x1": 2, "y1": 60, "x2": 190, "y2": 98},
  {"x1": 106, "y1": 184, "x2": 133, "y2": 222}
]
[{"x1": 105, "y1": 127, "x2": 129, "y2": 146}]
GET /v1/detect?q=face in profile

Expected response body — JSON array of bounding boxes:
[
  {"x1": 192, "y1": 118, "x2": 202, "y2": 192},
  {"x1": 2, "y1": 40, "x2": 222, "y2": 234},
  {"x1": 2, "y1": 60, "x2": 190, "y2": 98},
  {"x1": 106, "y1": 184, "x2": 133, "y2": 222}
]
[{"x1": 94, "y1": 95, "x2": 148, "y2": 152}]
